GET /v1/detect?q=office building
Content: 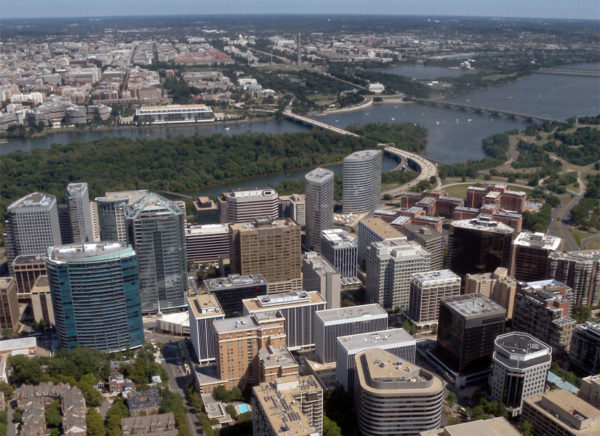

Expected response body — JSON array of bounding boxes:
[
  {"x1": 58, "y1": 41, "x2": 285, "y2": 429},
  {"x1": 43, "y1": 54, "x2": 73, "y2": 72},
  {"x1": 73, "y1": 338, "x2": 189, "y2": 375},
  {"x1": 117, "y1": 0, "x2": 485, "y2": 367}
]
[
  {"x1": 421, "y1": 417, "x2": 521, "y2": 436},
  {"x1": 336, "y1": 328, "x2": 416, "y2": 391},
  {"x1": 222, "y1": 188, "x2": 279, "y2": 224},
  {"x1": 0, "y1": 278, "x2": 20, "y2": 331},
  {"x1": 188, "y1": 295, "x2": 225, "y2": 364},
  {"x1": 66, "y1": 182, "x2": 94, "y2": 243},
  {"x1": 213, "y1": 311, "x2": 286, "y2": 388},
  {"x1": 280, "y1": 194, "x2": 306, "y2": 227},
  {"x1": 230, "y1": 218, "x2": 302, "y2": 293},
  {"x1": 357, "y1": 217, "x2": 405, "y2": 264},
  {"x1": 366, "y1": 239, "x2": 431, "y2": 310},
  {"x1": 408, "y1": 270, "x2": 461, "y2": 328},
  {"x1": 511, "y1": 232, "x2": 563, "y2": 282},
  {"x1": 304, "y1": 168, "x2": 334, "y2": 252},
  {"x1": 355, "y1": 348, "x2": 444, "y2": 436},
  {"x1": 522, "y1": 389, "x2": 600, "y2": 436},
  {"x1": 243, "y1": 291, "x2": 326, "y2": 350},
  {"x1": 185, "y1": 224, "x2": 229, "y2": 264},
  {"x1": 449, "y1": 217, "x2": 514, "y2": 278},
  {"x1": 57, "y1": 203, "x2": 73, "y2": 245},
  {"x1": 89, "y1": 200, "x2": 101, "y2": 242},
  {"x1": 302, "y1": 252, "x2": 341, "y2": 309},
  {"x1": 4, "y1": 192, "x2": 61, "y2": 275},
  {"x1": 343, "y1": 149, "x2": 382, "y2": 214},
  {"x1": 315, "y1": 303, "x2": 388, "y2": 363},
  {"x1": 321, "y1": 228, "x2": 358, "y2": 279},
  {"x1": 466, "y1": 184, "x2": 527, "y2": 213},
  {"x1": 258, "y1": 346, "x2": 299, "y2": 383},
  {"x1": 570, "y1": 322, "x2": 600, "y2": 375},
  {"x1": 402, "y1": 225, "x2": 444, "y2": 271},
  {"x1": 11, "y1": 255, "x2": 47, "y2": 298},
  {"x1": 46, "y1": 242, "x2": 144, "y2": 352},
  {"x1": 464, "y1": 267, "x2": 518, "y2": 318},
  {"x1": 192, "y1": 196, "x2": 219, "y2": 224},
  {"x1": 95, "y1": 190, "x2": 148, "y2": 243},
  {"x1": 548, "y1": 250, "x2": 600, "y2": 307},
  {"x1": 490, "y1": 332, "x2": 552, "y2": 417},
  {"x1": 125, "y1": 192, "x2": 187, "y2": 312},
  {"x1": 579, "y1": 375, "x2": 600, "y2": 409},
  {"x1": 30, "y1": 275, "x2": 55, "y2": 326},
  {"x1": 252, "y1": 375, "x2": 323, "y2": 436},
  {"x1": 435, "y1": 294, "x2": 506, "y2": 374},
  {"x1": 134, "y1": 104, "x2": 214, "y2": 124},
  {"x1": 204, "y1": 274, "x2": 267, "y2": 315},
  {"x1": 513, "y1": 279, "x2": 576, "y2": 353}
]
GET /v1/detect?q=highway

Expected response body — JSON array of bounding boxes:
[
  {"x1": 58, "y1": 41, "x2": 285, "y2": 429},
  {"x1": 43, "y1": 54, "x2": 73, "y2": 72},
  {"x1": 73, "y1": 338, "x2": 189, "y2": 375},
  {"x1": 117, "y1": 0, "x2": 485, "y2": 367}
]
[{"x1": 382, "y1": 146, "x2": 440, "y2": 192}]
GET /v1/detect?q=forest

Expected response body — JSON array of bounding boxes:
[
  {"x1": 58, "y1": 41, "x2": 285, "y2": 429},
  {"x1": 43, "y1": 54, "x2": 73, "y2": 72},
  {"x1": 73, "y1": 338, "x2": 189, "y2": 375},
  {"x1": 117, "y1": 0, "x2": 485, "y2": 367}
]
[{"x1": 346, "y1": 122, "x2": 428, "y2": 152}]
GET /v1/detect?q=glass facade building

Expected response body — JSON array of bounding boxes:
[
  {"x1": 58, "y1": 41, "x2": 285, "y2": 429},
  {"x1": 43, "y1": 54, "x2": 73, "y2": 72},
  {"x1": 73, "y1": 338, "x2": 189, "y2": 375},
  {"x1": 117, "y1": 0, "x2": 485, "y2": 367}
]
[{"x1": 46, "y1": 242, "x2": 144, "y2": 352}]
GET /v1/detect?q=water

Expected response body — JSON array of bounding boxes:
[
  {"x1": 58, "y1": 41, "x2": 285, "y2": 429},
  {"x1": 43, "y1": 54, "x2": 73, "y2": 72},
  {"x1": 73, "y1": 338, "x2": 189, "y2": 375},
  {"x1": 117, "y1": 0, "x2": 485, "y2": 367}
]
[{"x1": 377, "y1": 64, "x2": 476, "y2": 79}]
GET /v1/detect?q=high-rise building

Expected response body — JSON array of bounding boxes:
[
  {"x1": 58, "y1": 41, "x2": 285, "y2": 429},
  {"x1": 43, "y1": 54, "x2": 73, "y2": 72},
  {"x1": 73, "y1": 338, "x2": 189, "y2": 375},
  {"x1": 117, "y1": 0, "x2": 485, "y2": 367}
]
[
  {"x1": 321, "y1": 228, "x2": 358, "y2": 279},
  {"x1": 302, "y1": 252, "x2": 341, "y2": 309},
  {"x1": 89, "y1": 200, "x2": 101, "y2": 242},
  {"x1": 252, "y1": 375, "x2": 323, "y2": 436},
  {"x1": 229, "y1": 218, "x2": 302, "y2": 293},
  {"x1": 185, "y1": 224, "x2": 230, "y2": 264},
  {"x1": 570, "y1": 322, "x2": 600, "y2": 375},
  {"x1": 513, "y1": 279, "x2": 576, "y2": 353},
  {"x1": 187, "y1": 294, "x2": 225, "y2": 364},
  {"x1": 435, "y1": 294, "x2": 506, "y2": 374},
  {"x1": 204, "y1": 274, "x2": 268, "y2": 315},
  {"x1": 242, "y1": 291, "x2": 326, "y2": 351},
  {"x1": 57, "y1": 203, "x2": 73, "y2": 244},
  {"x1": 221, "y1": 188, "x2": 279, "y2": 224},
  {"x1": 11, "y1": 255, "x2": 47, "y2": 299},
  {"x1": 30, "y1": 275, "x2": 55, "y2": 327},
  {"x1": 522, "y1": 390, "x2": 600, "y2": 436},
  {"x1": 46, "y1": 242, "x2": 144, "y2": 352},
  {"x1": 0, "y1": 277, "x2": 20, "y2": 331},
  {"x1": 511, "y1": 232, "x2": 563, "y2": 282},
  {"x1": 449, "y1": 217, "x2": 514, "y2": 278},
  {"x1": 408, "y1": 270, "x2": 461, "y2": 328},
  {"x1": 355, "y1": 348, "x2": 444, "y2": 436},
  {"x1": 343, "y1": 149, "x2": 382, "y2": 213},
  {"x1": 579, "y1": 375, "x2": 600, "y2": 409},
  {"x1": 213, "y1": 311, "x2": 286, "y2": 388},
  {"x1": 421, "y1": 417, "x2": 521, "y2": 436},
  {"x1": 464, "y1": 267, "x2": 518, "y2": 318},
  {"x1": 95, "y1": 190, "x2": 148, "y2": 243},
  {"x1": 4, "y1": 192, "x2": 61, "y2": 275},
  {"x1": 357, "y1": 217, "x2": 405, "y2": 264},
  {"x1": 192, "y1": 196, "x2": 219, "y2": 225},
  {"x1": 336, "y1": 328, "x2": 416, "y2": 391},
  {"x1": 125, "y1": 192, "x2": 187, "y2": 312},
  {"x1": 401, "y1": 224, "x2": 444, "y2": 271},
  {"x1": 279, "y1": 194, "x2": 305, "y2": 226},
  {"x1": 66, "y1": 182, "x2": 94, "y2": 243},
  {"x1": 304, "y1": 168, "x2": 334, "y2": 252},
  {"x1": 315, "y1": 303, "x2": 388, "y2": 363},
  {"x1": 490, "y1": 332, "x2": 552, "y2": 417},
  {"x1": 548, "y1": 250, "x2": 600, "y2": 307},
  {"x1": 366, "y1": 239, "x2": 431, "y2": 310}
]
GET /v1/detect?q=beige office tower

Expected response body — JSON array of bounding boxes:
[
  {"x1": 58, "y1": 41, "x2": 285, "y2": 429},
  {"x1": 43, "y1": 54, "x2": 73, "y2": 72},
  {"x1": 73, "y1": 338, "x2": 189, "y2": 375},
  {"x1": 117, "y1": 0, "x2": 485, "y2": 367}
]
[
  {"x1": 408, "y1": 270, "x2": 461, "y2": 329},
  {"x1": 252, "y1": 375, "x2": 323, "y2": 436},
  {"x1": 421, "y1": 417, "x2": 521, "y2": 436},
  {"x1": 30, "y1": 275, "x2": 55, "y2": 326},
  {"x1": 230, "y1": 218, "x2": 302, "y2": 293},
  {"x1": 11, "y1": 255, "x2": 47, "y2": 298},
  {"x1": 88, "y1": 201, "x2": 101, "y2": 242},
  {"x1": 302, "y1": 252, "x2": 341, "y2": 309},
  {"x1": 464, "y1": 267, "x2": 518, "y2": 318},
  {"x1": 548, "y1": 250, "x2": 600, "y2": 306},
  {"x1": 0, "y1": 277, "x2": 20, "y2": 331},
  {"x1": 66, "y1": 182, "x2": 94, "y2": 243},
  {"x1": 355, "y1": 348, "x2": 444, "y2": 436},
  {"x1": 222, "y1": 188, "x2": 279, "y2": 224},
  {"x1": 511, "y1": 232, "x2": 563, "y2": 282}
]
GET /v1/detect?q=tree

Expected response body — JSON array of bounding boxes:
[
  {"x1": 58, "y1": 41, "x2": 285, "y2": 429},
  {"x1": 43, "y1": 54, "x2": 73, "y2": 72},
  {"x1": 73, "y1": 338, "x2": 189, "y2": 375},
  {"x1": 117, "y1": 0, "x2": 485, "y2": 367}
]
[
  {"x1": 521, "y1": 420, "x2": 533, "y2": 436},
  {"x1": 12, "y1": 410, "x2": 21, "y2": 423},
  {"x1": 402, "y1": 320, "x2": 417, "y2": 335},
  {"x1": 323, "y1": 415, "x2": 342, "y2": 436},
  {"x1": 9, "y1": 355, "x2": 43, "y2": 385},
  {"x1": 86, "y1": 408, "x2": 105, "y2": 436},
  {"x1": 446, "y1": 392, "x2": 457, "y2": 407},
  {"x1": 45, "y1": 400, "x2": 62, "y2": 430}
]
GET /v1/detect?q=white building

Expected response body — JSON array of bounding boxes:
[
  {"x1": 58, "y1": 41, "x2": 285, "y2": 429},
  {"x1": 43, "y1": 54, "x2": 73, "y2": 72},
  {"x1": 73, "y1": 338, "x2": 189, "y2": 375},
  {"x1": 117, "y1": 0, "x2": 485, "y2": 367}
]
[
  {"x1": 305, "y1": 168, "x2": 334, "y2": 252},
  {"x1": 367, "y1": 82, "x2": 385, "y2": 94},
  {"x1": 66, "y1": 183, "x2": 94, "y2": 244},
  {"x1": 343, "y1": 149, "x2": 382, "y2": 214},
  {"x1": 302, "y1": 252, "x2": 341, "y2": 309},
  {"x1": 188, "y1": 295, "x2": 225, "y2": 363},
  {"x1": 135, "y1": 104, "x2": 214, "y2": 124}
]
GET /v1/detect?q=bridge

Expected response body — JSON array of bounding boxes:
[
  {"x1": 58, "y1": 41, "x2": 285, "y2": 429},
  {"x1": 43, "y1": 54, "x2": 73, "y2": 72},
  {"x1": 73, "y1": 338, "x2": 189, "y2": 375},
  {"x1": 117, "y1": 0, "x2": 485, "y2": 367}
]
[
  {"x1": 282, "y1": 110, "x2": 361, "y2": 137},
  {"x1": 537, "y1": 68, "x2": 600, "y2": 78},
  {"x1": 411, "y1": 98, "x2": 566, "y2": 124}
]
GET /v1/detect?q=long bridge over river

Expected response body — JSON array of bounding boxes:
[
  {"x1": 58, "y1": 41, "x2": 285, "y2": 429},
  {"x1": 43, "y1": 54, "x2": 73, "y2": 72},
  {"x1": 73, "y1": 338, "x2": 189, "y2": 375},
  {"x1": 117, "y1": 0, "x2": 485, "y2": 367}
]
[{"x1": 410, "y1": 98, "x2": 566, "y2": 124}]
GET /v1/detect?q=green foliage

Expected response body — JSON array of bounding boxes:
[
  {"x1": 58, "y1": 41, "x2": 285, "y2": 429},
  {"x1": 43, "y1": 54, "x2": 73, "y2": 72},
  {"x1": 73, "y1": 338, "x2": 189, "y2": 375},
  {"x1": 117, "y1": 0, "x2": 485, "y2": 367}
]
[
  {"x1": 324, "y1": 387, "x2": 357, "y2": 435},
  {"x1": 164, "y1": 76, "x2": 193, "y2": 104},
  {"x1": 121, "y1": 346, "x2": 167, "y2": 385},
  {"x1": 402, "y1": 320, "x2": 417, "y2": 335},
  {"x1": 521, "y1": 420, "x2": 533, "y2": 436},
  {"x1": 446, "y1": 392, "x2": 457, "y2": 407},
  {"x1": 160, "y1": 390, "x2": 192, "y2": 436},
  {"x1": 225, "y1": 404, "x2": 237, "y2": 419},
  {"x1": 277, "y1": 179, "x2": 306, "y2": 195},
  {"x1": 337, "y1": 92, "x2": 363, "y2": 108},
  {"x1": 8, "y1": 355, "x2": 43, "y2": 385},
  {"x1": 0, "y1": 382, "x2": 14, "y2": 400},
  {"x1": 523, "y1": 203, "x2": 552, "y2": 233},
  {"x1": 555, "y1": 126, "x2": 600, "y2": 166},
  {"x1": 571, "y1": 174, "x2": 600, "y2": 229},
  {"x1": 354, "y1": 70, "x2": 431, "y2": 98},
  {"x1": 323, "y1": 415, "x2": 343, "y2": 436},
  {"x1": 105, "y1": 398, "x2": 129, "y2": 436},
  {"x1": 213, "y1": 386, "x2": 243, "y2": 403},
  {"x1": 12, "y1": 409, "x2": 21, "y2": 423},
  {"x1": 382, "y1": 170, "x2": 417, "y2": 186},
  {"x1": 45, "y1": 399, "x2": 62, "y2": 431},
  {"x1": 550, "y1": 362, "x2": 582, "y2": 387},
  {"x1": 347, "y1": 122, "x2": 427, "y2": 152},
  {"x1": 578, "y1": 114, "x2": 600, "y2": 125},
  {"x1": 86, "y1": 408, "x2": 105, "y2": 436},
  {"x1": 572, "y1": 306, "x2": 596, "y2": 323}
]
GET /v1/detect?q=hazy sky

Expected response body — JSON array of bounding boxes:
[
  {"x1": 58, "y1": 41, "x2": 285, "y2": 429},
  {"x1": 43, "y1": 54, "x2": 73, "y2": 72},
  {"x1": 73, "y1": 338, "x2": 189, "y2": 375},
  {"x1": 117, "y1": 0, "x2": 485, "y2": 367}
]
[{"x1": 2, "y1": 0, "x2": 599, "y2": 20}]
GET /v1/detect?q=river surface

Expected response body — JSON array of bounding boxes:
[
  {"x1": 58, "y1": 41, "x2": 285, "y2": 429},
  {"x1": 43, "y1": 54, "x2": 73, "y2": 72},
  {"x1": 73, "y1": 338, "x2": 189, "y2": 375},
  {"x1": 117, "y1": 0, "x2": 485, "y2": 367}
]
[
  {"x1": 376, "y1": 64, "x2": 477, "y2": 79},
  {"x1": 3, "y1": 63, "x2": 599, "y2": 168}
]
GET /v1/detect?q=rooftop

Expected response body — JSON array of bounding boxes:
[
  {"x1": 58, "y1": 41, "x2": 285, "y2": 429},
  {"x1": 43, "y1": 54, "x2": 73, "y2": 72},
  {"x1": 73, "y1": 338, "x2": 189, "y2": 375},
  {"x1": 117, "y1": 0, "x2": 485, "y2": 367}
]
[
  {"x1": 95, "y1": 189, "x2": 148, "y2": 204},
  {"x1": 370, "y1": 239, "x2": 430, "y2": 259},
  {"x1": 243, "y1": 291, "x2": 325, "y2": 312},
  {"x1": 494, "y1": 332, "x2": 551, "y2": 369},
  {"x1": 125, "y1": 192, "x2": 182, "y2": 219},
  {"x1": 258, "y1": 345, "x2": 298, "y2": 370},
  {"x1": 9, "y1": 192, "x2": 56, "y2": 210},
  {"x1": 321, "y1": 228, "x2": 357, "y2": 247},
  {"x1": 66, "y1": 182, "x2": 88, "y2": 194},
  {"x1": 0, "y1": 336, "x2": 37, "y2": 352},
  {"x1": 525, "y1": 389, "x2": 600, "y2": 433},
  {"x1": 188, "y1": 294, "x2": 224, "y2": 319},
  {"x1": 337, "y1": 328, "x2": 415, "y2": 353},
  {"x1": 186, "y1": 224, "x2": 229, "y2": 236},
  {"x1": 360, "y1": 217, "x2": 405, "y2": 239},
  {"x1": 31, "y1": 275, "x2": 50, "y2": 293},
  {"x1": 12, "y1": 255, "x2": 46, "y2": 265},
  {"x1": 224, "y1": 188, "x2": 277, "y2": 199},
  {"x1": 344, "y1": 149, "x2": 382, "y2": 161},
  {"x1": 442, "y1": 294, "x2": 506, "y2": 318},
  {"x1": 305, "y1": 167, "x2": 334, "y2": 182},
  {"x1": 421, "y1": 417, "x2": 521, "y2": 436},
  {"x1": 303, "y1": 252, "x2": 338, "y2": 274},
  {"x1": 514, "y1": 232, "x2": 562, "y2": 250},
  {"x1": 549, "y1": 250, "x2": 600, "y2": 262},
  {"x1": 451, "y1": 217, "x2": 515, "y2": 235},
  {"x1": 411, "y1": 269, "x2": 460, "y2": 285},
  {"x1": 204, "y1": 274, "x2": 266, "y2": 291},
  {"x1": 230, "y1": 217, "x2": 298, "y2": 232},
  {"x1": 316, "y1": 303, "x2": 387, "y2": 324},
  {"x1": 577, "y1": 321, "x2": 600, "y2": 337},
  {"x1": 47, "y1": 242, "x2": 134, "y2": 263},
  {"x1": 0, "y1": 277, "x2": 14, "y2": 291}
]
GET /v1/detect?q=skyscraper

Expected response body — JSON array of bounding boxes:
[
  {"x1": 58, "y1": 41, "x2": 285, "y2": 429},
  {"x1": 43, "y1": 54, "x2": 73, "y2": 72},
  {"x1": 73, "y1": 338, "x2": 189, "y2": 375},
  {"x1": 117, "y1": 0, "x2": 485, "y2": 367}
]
[
  {"x1": 343, "y1": 149, "x2": 382, "y2": 213},
  {"x1": 304, "y1": 167, "x2": 334, "y2": 252},
  {"x1": 66, "y1": 182, "x2": 94, "y2": 243},
  {"x1": 4, "y1": 192, "x2": 61, "y2": 275},
  {"x1": 302, "y1": 252, "x2": 341, "y2": 309},
  {"x1": 511, "y1": 232, "x2": 563, "y2": 282},
  {"x1": 95, "y1": 190, "x2": 148, "y2": 243},
  {"x1": 548, "y1": 250, "x2": 600, "y2": 306},
  {"x1": 125, "y1": 192, "x2": 187, "y2": 312},
  {"x1": 408, "y1": 269, "x2": 461, "y2": 328},
  {"x1": 187, "y1": 294, "x2": 225, "y2": 364},
  {"x1": 321, "y1": 228, "x2": 358, "y2": 279},
  {"x1": 46, "y1": 242, "x2": 144, "y2": 352}
]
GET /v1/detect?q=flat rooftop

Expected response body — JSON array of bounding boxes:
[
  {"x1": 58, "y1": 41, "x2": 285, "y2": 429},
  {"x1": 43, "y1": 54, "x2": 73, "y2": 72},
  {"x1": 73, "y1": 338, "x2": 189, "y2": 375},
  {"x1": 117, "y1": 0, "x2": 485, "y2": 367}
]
[
  {"x1": 549, "y1": 250, "x2": 600, "y2": 262},
  {"x1": 12, "y1": 255, "x2": 46, "y2": 266},
  {"x1": 258, "y1": 345, "x2": 298, "y2": 370},
  {"x1": 0, "y1": 277, "x2": 14, "y2": 291},
  {"x1": 321, "y1": 228, "x2": 357, "y2": 247},
  {"x1": 230, "y1": 218, "x2": 298, "y2": 232},
  {"x1": 9, "y1": 192, "x2": 55, "y2": 210},
  {"x1": 337, "y1": 328, "x2": 415, "y2": 353},
  {"x1": 371, "y1": 239, "x2": 429, "y2": 259},
  {"x1": 186, "y1": 224, "x2": 229, "y2": 236},
  {"x1": 125, "y1": 192, "x2": 181, "y2": 218},
  {"x1": 187, "y1": 294, "x2": 224, "y2": 319},
  {"x1": 442, "y1": 294, "x2": 506, "y2": 318},
  {"x1": 304, "y1": 252, "x2": 338, "y2": 274},
  {"x1": 451, "y1": 217, "x2": 514, "y2": 235},
  {"x1": 411, "y1": 269, "x2": 460, "y2": 285},
  {"x1": 204, "y1": 274, "x2": 266, "y2": 292},
  {"x1": 139, "y1": 104, "x2": 210, "y2": 110},
  {"x1": 305, "y1": 167, "x2": 334, "y2": 182},
  {"x1": 224, "y1": 188, "x2": 277, "y2": 199},
  {"x1": 344, "y1": 149, "x2": 382, "y2": 161},
  {"x1": 66, "y1": 182, "x2": 88, "y2": 193},
  {"x1": 316, "y1": 303, "x2": 387, "y2": 324},
  {"x1": 514, "y1": 232, "x2": 562, "y2": 250},
  {"x1": 360, "y1": 217, "x2": 405, "y2": 239},
  {"x1": 525, "y1": 389, "x2": 600, "y2": 433},
  {"x1": 48, "y1": 242, "x2": 133, "y2": 262},
  {"x1": 577, "y1": 321, "x2": 600, "y2": 337},
  {"x1": 0, "y1": 337, "x2": 37, "y2": 352},
  {"x1": 96, "y1": 189, "x2": 148, "y2": 204},
  {"x1": 494, "y1": 332, "x2": 551, "y2": 369},
  {"x1": 421, "y1": 417, "x2": 521, "y2": 436},
  {"x1": 243, "y1": 291, "x2": 325, "y2": 312}
]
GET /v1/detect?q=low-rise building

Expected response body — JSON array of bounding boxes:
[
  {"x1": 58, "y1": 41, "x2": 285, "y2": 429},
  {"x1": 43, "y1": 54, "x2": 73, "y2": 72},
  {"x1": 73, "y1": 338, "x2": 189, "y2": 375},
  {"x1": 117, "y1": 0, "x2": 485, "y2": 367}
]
[
  {"x1": 579, "y1": 374, "x2": 600, "y2": 409},
  {"x1": 420, "y1": 417, "x2": 521, "y2": 436},
  {"x1": 121, "y1": 412, "x2": 177, "y2": 436},
  {"x1": 135, "y1": 104, "x2": 214, "y2": 124},
  {"x1": 258, "y1": 345, "x2": 299, "y2": 383},
  {"x1": 0, "y1": 336, "x2": 37, "y2": 360},
  {"x1": 127, "y1": 389, "x2": 162, "y2": 416}
]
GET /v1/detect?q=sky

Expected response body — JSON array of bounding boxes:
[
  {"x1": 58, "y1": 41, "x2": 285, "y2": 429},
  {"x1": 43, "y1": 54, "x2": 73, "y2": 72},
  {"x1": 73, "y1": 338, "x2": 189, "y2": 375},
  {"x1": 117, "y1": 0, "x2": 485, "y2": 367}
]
[{"x1": 2, "y1": 0, "x2": 599, "y2": 20}]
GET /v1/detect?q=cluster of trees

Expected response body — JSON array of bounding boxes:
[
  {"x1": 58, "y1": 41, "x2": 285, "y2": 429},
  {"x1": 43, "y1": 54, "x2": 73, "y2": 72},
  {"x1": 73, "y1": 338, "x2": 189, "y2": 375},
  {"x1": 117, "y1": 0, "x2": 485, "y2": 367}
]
[
  {"x1": 552, "y1": 126, "x2": 600, "y2": 166},
  {"x1": 105, "y1": 398, "x2": 130, "y2": 436},
  {"x1": 572, "y1": 305, "x2": 600, "y2": 323},
  {"x1": 160, "y1": 390, "x2": 192, "y2": 436},
  {"x1": 550, "y1": 362, "x2": 581, "y2": 387},
  {"x1": 546, "y1": 172, "x2": 578, "y2": 194},
  {"x1": 119, "y1": 345, "x2": 168, "y2": 386},
  {"x1": 346, "y1": 122, "x2": 428, "y2": 152},
  {"x1": 578, "y1": 114, "x2": 600, "y2": 124},
  {"x1": 337, "y1": 92, "x2": 363, "y2": 108},
  {"x1": 163, "y1": 76, "x2": 198, "y2": 104},
  {"x1": 0, "y1": 130, "x2": 374, "y2": 218},
  {"x1": 382, "y1": 170, "x2": 417, "y2": 187},
  {"x1": 512, "y1": 140, "x2": 560, "y2": 170},
  {"x1": 324, "y1": 387, "x2": 356, "y2": 436},
  {"x1": 523, "y1": 203, "x2": 552, "y2": 233},
  {"x1": 571, "y1": 174, "x2": 600, "y2": 229}
]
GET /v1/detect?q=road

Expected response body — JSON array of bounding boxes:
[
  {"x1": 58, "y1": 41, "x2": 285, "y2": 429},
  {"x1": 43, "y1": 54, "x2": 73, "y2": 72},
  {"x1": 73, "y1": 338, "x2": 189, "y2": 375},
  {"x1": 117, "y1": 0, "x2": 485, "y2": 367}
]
[
  {"x1": 382, "y1": 146, "x2": 440, "y2": 193},
  {"x1": 549, "y1": 194, "x2": 582, "y2": 251}
]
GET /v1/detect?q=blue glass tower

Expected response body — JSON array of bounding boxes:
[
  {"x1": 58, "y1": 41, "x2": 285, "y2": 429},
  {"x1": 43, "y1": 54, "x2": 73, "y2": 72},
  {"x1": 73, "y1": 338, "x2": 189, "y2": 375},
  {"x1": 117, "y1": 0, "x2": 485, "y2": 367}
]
[{"x1": 46, "y1": 242, "x2": 144, "y2": 352}]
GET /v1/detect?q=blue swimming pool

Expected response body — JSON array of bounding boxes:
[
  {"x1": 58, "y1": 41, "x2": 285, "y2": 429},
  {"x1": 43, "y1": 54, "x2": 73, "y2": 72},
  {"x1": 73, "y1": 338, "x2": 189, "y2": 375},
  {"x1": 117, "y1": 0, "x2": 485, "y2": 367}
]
[{"x1": 238, "y1": 404, "x2": 250, "y2": 414}]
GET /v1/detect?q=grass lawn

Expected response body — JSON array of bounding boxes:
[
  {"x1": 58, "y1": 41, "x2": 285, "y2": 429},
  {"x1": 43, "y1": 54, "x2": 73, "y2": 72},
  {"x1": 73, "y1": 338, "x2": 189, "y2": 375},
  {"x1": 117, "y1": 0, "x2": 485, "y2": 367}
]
[
  {"x1": 570, "y1": 228, "x2": 600, "y2": 249},
  {"x1": 442, "y1": 183, "x2": 533, "y2": 199}
]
